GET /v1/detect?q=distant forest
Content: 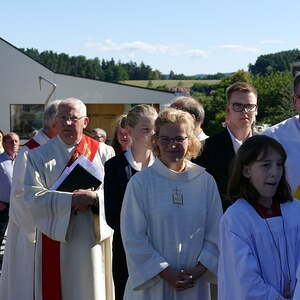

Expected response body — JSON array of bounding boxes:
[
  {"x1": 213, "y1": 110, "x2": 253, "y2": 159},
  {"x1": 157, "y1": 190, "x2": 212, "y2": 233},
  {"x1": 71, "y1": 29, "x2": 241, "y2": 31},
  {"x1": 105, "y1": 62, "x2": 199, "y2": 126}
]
[
  {"x1": 20, "y1": 48, "x2": 230, "y2": 81},
  {"x1": 20, "y1": 48, "x2": 300, "y2": 82},
  {"x1": 20, "y1": 48, "x2": 162, "y2": 81}
]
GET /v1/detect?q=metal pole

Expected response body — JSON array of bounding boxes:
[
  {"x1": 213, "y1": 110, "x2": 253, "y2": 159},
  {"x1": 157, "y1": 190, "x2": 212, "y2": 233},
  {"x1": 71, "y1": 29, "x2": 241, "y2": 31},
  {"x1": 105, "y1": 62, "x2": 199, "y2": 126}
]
[{"x1": 38, "y1": 76, "x2": 57, "y2": 106}]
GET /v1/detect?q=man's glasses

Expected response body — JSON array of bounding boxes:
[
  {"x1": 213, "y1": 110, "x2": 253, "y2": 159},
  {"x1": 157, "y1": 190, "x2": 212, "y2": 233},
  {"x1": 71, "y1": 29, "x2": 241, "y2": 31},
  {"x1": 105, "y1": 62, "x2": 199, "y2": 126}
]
[
  {"x1": 57, "y1": 115, "x2": 86, "y2": 123},
  {"x1": 231, "y1": 103, "x2": 257, "y2": 112},
  {"x1": 158, "y1": 136, "x2": 188, "y2": 145}
]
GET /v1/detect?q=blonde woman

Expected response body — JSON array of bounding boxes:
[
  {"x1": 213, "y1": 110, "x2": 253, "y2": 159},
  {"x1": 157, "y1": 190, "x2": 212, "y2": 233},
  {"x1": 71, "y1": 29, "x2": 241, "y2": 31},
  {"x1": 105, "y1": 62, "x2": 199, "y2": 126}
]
[
  {"x1": 121, "y1": 108, "x2": 222, "y2": 300},
  {"x1": 104, "y1": 104, "x2": 158, "y2": 300}
]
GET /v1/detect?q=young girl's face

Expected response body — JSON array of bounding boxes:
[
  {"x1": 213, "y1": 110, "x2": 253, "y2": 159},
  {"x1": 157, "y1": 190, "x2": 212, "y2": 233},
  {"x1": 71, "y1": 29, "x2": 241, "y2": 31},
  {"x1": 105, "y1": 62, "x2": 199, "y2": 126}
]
[
  {"x1": 128, "y1": 114, "x2": 156, "y2": 148},
  {"x1": 243, "y1": 148, "x2": 284, "y2": 202}
]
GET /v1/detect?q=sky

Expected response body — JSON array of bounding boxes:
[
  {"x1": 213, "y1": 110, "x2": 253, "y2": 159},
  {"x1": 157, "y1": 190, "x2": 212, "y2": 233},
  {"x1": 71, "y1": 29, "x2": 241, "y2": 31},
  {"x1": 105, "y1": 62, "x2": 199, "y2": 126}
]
[{"x1": 2, "y1": 0, "x2": 300, "y2": 75}]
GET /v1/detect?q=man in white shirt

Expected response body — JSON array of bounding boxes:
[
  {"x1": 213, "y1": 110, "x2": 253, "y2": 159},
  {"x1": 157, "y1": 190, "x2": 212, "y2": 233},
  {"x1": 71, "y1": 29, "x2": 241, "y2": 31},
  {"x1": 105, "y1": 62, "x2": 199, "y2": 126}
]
[
  {"x1": 0, "y1": 133, "x2": 20, "y2": 248},
  {"x1": 263, "y1": 74, "x2": 300, "y2": 198},
  {"x1": 194, "y1": 82, "x2": 258, "y2": 210}
]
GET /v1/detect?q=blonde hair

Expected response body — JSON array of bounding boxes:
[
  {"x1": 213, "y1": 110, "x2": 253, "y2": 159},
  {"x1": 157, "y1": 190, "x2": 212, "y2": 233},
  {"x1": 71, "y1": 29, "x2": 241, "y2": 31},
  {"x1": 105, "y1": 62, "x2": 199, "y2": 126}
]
[
  {"x1": 151, "y1": 108, "x2": 201, "y2": 159},
  {"x1": 126, "y1": 104, "x2": 157, "y2": 128}
]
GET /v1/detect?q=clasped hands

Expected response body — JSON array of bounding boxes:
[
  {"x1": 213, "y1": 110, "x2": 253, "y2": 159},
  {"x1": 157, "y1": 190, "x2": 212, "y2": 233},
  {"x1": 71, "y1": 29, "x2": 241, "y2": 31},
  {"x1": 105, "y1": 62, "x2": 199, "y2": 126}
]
[
  {"x1": 160, "y1": 264, "x2": 207, "y2": 292},
  {"x1": 71, "y1": 188, "x2": 97, "y2": 213}
]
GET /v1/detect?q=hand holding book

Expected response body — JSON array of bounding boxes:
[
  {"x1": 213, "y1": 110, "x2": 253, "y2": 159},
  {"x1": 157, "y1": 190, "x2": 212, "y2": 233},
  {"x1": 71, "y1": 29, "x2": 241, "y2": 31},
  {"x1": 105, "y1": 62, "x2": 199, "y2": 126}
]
[{"x1": 72, "y1": 188, "x2": 97, "y2": 213}]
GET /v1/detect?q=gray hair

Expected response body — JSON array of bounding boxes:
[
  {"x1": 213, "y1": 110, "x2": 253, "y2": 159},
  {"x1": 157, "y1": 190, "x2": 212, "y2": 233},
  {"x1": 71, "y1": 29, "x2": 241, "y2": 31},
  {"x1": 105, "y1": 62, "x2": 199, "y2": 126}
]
[
  {"x1": 58, "y1": 98, "x2": 87, "y2": 116},
  {"x1": 44, "y1": 99, "x2": 61, "y2": 129},
  {"x1": 91, "y1": 128, "x2": 107, "y2": 139}
]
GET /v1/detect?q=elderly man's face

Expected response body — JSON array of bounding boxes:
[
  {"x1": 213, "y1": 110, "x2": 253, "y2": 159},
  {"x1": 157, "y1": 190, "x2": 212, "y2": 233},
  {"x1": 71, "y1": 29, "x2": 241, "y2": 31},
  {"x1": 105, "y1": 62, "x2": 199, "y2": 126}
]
[
  {"x1": 56, "y1": 102, "x2": 88, "y2": 145},
  {"x1": 3, "y1": 133, "x2": 20, "y2": 155},
  {"x1": 91, "y1": 130, "x2": 106, "y2": 143}
]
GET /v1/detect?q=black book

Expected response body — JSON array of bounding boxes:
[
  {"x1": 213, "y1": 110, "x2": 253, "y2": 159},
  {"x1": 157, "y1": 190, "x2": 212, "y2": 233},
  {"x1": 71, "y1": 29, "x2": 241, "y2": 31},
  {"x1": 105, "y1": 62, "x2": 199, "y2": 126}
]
[
  {"x1": 57, "y1": 164, "x2": 102, "y2": 215},
  {"x1": 57, "y1": 164, "x2": 102, "y2": 192}
]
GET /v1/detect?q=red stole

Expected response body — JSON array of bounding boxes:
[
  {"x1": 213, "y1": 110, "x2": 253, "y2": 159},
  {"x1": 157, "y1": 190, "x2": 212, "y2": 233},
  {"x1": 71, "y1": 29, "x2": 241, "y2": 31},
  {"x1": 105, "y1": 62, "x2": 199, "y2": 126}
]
[
  {"x1": 252, "y1": 200, "x2": 282, "y2": 218},
  {"x1": 24, "y1": 138, "x2": 40, "y2": 150},
  {"x1": 42, "y1": 135, "x2": 99, "y2": 300}
]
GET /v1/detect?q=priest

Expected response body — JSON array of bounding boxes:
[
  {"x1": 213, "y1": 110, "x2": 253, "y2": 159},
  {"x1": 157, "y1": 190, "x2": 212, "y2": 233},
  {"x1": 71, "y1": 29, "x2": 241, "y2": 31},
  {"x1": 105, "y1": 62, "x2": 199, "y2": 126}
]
[
  {"x1": 24, "y1": 98, "x2": 113, "y2": 300},
  {"x1": 0, "y1": 100, "x2": 60, "y2": 299}
]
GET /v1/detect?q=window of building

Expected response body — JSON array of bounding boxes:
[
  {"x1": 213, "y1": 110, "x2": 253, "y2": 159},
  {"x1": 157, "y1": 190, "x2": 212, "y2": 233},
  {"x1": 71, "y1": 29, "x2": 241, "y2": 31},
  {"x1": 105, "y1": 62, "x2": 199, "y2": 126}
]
[{"x1": 10, "y1": 104, "x2": 44, "y2": 139}]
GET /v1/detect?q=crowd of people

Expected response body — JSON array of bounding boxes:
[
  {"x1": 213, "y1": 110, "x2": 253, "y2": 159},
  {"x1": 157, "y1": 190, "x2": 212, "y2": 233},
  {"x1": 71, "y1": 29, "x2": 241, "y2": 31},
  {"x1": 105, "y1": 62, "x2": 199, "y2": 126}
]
[{"x1": 0, "y1": 74, "x2": 299, "y2": 300}]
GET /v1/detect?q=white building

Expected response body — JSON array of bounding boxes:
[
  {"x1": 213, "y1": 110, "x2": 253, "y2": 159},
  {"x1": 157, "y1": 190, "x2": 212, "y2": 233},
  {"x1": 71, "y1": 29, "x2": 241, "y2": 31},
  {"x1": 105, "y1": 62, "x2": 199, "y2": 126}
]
[{"x1": 0, "y1": 37, "x2": 174, "y2": 139}]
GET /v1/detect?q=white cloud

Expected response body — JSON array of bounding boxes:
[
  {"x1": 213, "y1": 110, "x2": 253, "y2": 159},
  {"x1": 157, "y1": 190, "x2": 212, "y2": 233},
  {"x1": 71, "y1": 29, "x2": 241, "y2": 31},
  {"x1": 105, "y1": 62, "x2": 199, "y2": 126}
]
[
  {"x1": 259, "y1": 40, "x2": 286, "y2": 45},
  {"x1": 85, "y1": 39, "x2": 207, "y2": 58},
  {"x1": 218, "y1": 44, "x2": 260, "y2": 53}
]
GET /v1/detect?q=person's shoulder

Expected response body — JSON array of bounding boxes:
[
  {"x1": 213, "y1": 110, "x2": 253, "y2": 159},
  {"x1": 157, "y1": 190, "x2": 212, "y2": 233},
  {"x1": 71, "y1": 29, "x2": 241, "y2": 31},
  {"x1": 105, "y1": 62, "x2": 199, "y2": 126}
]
[
  {"x1": 201, "y1": 129, "x2": 230, "y2": 151},
  {"x1": 262, "y1": 116, "x2": 298, "y2": 136},
  {"x1": 28, "y1": 136, "x2": 57, "y2": 158},
  {"x1": 105, "y1": 152, "x2": 126, "y2": 167},
  {"x1": 222, "y1": 199, "x2": 253, "y2": 225},
  {"x1": 282, "y1": 199, "x2": 300, "y2": 213},
  {"x1": 0, "y1": 152, "x2": 8, "y2": 164},
  {"x1": 188, "y1": 161, "x2": 214, "y2": 179},
  {"x1": 205, "y1": 129, "x2": 228, "y2": 143}
]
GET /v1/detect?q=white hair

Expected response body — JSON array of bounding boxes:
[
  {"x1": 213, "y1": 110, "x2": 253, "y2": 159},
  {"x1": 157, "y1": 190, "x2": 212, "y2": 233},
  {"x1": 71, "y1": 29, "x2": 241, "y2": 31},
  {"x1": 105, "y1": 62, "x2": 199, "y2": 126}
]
[{"x1": 59, "y1": 98, "x2": 87, "y2": 116}]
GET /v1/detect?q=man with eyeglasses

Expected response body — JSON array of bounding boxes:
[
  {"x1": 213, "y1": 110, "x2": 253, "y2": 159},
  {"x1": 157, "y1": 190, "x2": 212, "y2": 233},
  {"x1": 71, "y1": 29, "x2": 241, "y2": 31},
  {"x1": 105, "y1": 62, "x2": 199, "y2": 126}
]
[
  {"x1": 194, "y1": 82, "x2": 258, "y2": 211},
  {"x1": 90, "y1": 128, "x2": 115, "y2": 165},
  {"x1": 263, "y1": 74, "x2": 300, "y2": 199},
  {"x1": 20, "y1": 98, "x2": 113, "y2": 300}
]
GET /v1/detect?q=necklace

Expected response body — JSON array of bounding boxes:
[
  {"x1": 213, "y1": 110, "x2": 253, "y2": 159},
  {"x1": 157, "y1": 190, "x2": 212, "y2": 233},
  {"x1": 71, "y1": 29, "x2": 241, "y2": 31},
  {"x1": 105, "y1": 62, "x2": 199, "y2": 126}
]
[{"x1": 172, "y1": 186, "x2": 184, "y2": 206}]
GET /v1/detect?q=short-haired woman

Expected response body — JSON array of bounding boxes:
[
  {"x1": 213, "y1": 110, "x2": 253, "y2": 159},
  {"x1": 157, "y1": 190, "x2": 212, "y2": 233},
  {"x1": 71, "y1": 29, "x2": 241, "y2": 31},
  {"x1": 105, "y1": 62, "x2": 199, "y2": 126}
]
[{"x1": 121, "y1": 108, "x2": 222, "y2": 300}]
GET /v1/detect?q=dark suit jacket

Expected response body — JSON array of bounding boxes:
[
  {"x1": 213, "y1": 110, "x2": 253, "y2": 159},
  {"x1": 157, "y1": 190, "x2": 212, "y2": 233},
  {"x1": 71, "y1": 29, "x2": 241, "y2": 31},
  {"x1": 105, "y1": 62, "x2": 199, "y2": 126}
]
[{"x1": 193, "y1": 129, "x2": 235, "y2": 211}]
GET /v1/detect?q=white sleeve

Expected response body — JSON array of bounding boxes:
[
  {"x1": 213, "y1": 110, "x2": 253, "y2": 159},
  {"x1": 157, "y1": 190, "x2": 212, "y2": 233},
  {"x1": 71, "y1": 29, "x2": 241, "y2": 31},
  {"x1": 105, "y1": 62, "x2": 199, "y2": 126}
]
[
  {"x1": 120, "y1": 175, "x2": 169, "y2": 290},
  {"x1": 198, "y1": 176, "x2": 222, "y2": 279},
  {"x1": 218, "y1": 216, "x2": 286, "y2": 300},
  {"x1": 24, "y1": 152, "x2": 72, "y2": 242}
]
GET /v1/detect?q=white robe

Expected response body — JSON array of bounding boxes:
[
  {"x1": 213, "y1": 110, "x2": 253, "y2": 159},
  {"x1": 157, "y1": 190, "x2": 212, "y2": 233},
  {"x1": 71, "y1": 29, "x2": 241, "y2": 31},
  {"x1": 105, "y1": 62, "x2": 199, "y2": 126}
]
[
  {"x1": 23, "y1": 136, "x2": 113, "y2": 300},
  {"x1": 262, "y1": 116, "x2": 300, "y2": 196},
  {"x1": 218, "y1": 199, "x2": 300, "y2": 300},
  {"x1": 99, "y1": 142, "x2": 115, "y2": 165},
  {"x1": 121, "y1": 158, "x2": 222, "y2": 300},
  {"x1": 0, "y1": 129, "x2": 49, "y2": 300}
]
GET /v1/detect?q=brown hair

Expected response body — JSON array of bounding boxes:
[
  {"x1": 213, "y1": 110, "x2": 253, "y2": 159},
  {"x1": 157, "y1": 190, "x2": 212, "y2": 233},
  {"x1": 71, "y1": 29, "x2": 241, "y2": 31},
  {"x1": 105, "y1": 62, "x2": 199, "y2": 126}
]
[
  {"x1": 151, "y1": 108, "x2": 201, "y2": 159},
  {"x1": 111, "y1": 114, "x2": 128, "y2": 154},
  {"x1": 226, "y1": 82, "x2": 257, "y2": 103},
  {"x1": 170, "y1": 96, "x2": 205, "y2": 126},
  {"x1": 227, "y1": 135, "x2": 293, "y2": 204}
]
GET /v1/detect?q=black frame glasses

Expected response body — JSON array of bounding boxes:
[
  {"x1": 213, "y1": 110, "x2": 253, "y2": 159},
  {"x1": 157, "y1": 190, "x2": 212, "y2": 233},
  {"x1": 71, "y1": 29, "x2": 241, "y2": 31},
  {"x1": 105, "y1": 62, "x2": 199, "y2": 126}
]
[
  {"x1": 158, "y1": 136, "x2": 188, "y2": 145},
  {"x1": 231, "y1": 103, "x2": 257, "y2": 112}
]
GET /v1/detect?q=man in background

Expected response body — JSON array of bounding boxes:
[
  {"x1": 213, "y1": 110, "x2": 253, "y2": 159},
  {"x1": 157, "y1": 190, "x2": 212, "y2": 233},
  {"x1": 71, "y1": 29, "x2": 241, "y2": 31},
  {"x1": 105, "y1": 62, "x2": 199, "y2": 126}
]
[
  {"x1": 0, "y1": 132, "x2": 20, "y2": 249},
  {"x1": 170, "y1": 96, "x2": 209, "y2": 142},
  {"x1": 194, "y1": 82, "x2": 258, "y2": 210},
  {"x1": 0, "y1": 100, "x2": 60, "y2": 299},
  {"x1": 91, "y1": 127, "x2": 115, "y2": 164}
]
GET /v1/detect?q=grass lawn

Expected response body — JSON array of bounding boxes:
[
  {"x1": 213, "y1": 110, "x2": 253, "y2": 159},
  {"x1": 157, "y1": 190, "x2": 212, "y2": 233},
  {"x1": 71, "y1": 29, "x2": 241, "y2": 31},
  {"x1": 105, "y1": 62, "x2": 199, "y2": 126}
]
[{"x1": 120, "y1": 79, "x2": 220, "y2": 89}]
